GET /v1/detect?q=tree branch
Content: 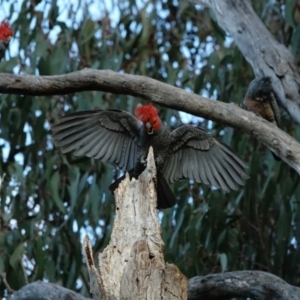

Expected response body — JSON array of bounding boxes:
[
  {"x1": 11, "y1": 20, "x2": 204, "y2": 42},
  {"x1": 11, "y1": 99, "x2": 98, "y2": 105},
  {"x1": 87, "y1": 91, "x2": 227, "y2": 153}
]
[
  {"x1": 188, "y1": 271, "x2": 300, "y2": 300},
  {"x1": 8, "y1": 281, "x2": 92, "y2": 300},
  {"x1": 198, "y1": 0, "x2": 300, "y2": 124},
  {"x1": 0, "y1": 68, "x2": 299, "y2": 173}
]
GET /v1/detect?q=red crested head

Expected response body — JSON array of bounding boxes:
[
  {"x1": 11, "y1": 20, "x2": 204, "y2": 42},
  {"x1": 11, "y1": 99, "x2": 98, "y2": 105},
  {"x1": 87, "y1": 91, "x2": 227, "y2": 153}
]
[
  {"x1": 0, "y1": 20, "x2": 13, "y2": 42},
  {"x1": 134, "y1": 103, "x2": 161, "y2": 133}
]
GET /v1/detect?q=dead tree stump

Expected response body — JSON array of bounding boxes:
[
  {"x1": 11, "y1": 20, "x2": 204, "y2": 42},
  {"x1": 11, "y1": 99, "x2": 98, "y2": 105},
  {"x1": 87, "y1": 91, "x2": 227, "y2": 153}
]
[{"x1": 83, "y1": 147, "x2": 188, "y2": 300}]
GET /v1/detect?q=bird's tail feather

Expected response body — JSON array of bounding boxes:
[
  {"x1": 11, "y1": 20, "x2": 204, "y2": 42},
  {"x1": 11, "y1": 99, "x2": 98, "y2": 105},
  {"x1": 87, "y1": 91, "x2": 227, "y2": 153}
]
[{"x1": 156, "y1": 171, "x2": 177, "y2": 209}]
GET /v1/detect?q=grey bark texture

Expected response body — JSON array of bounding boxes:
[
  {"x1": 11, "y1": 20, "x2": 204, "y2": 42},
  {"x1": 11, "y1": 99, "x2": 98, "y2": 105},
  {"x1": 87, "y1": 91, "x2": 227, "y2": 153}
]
[
  {"x1": 82, "y1": 147, "x2": 188, "y2": 300},
  {"x1": 8, "y1": 270, "x2": 300, "y2": 300},
  {"x1": 198, "y1": 0, "x2": 300, "y2": 124},
  {"x1": 188, "y1": 271, "x2": 300, "y2": 300},
  {"x1": 0, "y1": 69, "x2": 299, "y2": 172},
  {"x1": 8, "y1": 281, "x2": 92, "y2": 300}
]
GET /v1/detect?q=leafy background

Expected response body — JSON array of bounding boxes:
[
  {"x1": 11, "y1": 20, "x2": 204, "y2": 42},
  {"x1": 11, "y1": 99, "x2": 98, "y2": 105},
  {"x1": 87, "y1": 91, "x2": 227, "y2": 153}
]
[{"x1": 0, "y1": 0, "x2": 300, "y2": 298}]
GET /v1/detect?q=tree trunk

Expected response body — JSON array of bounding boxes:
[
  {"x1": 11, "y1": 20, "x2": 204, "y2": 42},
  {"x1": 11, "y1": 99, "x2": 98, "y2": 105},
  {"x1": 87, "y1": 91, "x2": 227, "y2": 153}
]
[
  {"x1": 82, "y1": 147, "x2": 188, "y2": 300},
  {"x1": 198, "y1": 0, "x2": 300, "y2": 124}
]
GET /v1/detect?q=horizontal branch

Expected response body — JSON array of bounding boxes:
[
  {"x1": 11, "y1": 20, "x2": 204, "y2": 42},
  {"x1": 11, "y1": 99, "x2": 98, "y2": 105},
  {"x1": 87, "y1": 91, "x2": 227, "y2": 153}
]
[
  {"x1": 188, "y1": 271, "x2": 300, "y2": 300},
  {"x1": 8, "y1": 281, "x2": 92, "y2": 300},
  {"x1": 0, "y1": 69, "x2": 300, "y2": 173}
]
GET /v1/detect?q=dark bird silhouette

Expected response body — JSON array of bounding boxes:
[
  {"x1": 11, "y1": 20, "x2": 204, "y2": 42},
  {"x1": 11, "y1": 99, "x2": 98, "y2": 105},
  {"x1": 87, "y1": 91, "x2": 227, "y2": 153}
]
[
  {"x1": 243, "y1": 76, "x2": 281, "y2": 160},
  {"x1": 52, "y1": 103, "x2": 249, "y2": 209}
]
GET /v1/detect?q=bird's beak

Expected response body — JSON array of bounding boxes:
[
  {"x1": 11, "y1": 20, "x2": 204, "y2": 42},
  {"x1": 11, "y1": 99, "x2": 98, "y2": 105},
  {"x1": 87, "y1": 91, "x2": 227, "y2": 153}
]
[
  {"x1": 7, "y1": 36, "x2": 11, "y2": 42},
  {"x1": 145, "y1": 122, "x2": 153, "y2": 134}
]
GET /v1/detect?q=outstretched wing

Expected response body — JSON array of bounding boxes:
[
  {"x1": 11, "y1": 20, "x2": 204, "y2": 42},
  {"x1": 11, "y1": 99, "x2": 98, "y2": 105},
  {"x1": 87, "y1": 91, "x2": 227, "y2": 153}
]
[
  {"x1": 51, "y1": 109, "x2": 142, "y2": 171},
  {"x1": 162, "y1": 126, "x2": 249, "y2": 192}
]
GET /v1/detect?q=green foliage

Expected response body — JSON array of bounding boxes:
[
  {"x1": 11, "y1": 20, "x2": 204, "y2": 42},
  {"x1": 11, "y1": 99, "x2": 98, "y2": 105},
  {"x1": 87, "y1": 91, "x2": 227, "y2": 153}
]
[{"x1": 0, "y1": 0, "x2": 300, "y2": 297}]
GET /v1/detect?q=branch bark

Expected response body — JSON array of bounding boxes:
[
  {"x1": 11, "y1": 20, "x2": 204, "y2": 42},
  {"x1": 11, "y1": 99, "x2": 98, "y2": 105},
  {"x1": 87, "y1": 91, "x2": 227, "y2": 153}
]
[
  {"x1": 8, "y1": 270, "x2": 300, "y2": 300},
  {"x1": 188, "y1": 271, "x2": 300, "y2": 300},
  {"x1": 8, "y1": 281, "x2": 92, "y2": 300},
  {"x1": 198, "y1": 0, "x2": 300, "y2": 124},
  {"x1": 0, "y1": 68, "x2": 299, "y2": 173},
  {"x1": 82, "y1": 147, "x2": 188, "y2": 299}
]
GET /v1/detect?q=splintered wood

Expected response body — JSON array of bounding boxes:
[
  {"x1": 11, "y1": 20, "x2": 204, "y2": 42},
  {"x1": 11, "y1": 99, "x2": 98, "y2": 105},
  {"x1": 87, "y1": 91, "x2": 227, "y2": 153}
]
[{"x1": 83, "y1": 147, "x2": 187, "y2": 300}]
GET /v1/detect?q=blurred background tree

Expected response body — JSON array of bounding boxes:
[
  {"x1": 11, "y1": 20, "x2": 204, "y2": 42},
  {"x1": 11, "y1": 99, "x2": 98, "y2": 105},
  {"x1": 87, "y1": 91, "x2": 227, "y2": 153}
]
[{"x1": 0, "y1": 0, "x2": 299, "y2": 298}]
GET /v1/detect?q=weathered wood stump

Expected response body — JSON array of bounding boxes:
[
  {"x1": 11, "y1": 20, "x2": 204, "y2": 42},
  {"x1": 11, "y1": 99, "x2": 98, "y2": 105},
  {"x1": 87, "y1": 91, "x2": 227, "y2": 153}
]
[{"x1": 83, "y1": 148, "x2": 188, "y2": 300}]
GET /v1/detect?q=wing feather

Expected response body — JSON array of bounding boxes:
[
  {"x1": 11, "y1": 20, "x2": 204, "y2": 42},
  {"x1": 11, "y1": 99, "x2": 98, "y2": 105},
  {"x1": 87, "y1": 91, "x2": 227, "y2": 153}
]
[
  {"x1": 207, "y1": 147, "x2": 238, "y2": 190},
  {"x1": 163, "y1": 125, "x2": 249, "y2": 191},
  {"x1": 101, "y1": 135, "x2": 118, "y2": 162},
  {"x1": 182, "y1": 149, "x2": 189, "y2": 179},
  {"x1": 73, "y1": 132, "x2": 105, "y2": 156},
  {"x1": 220, "y1": 144, "x2": 248, "y2": 173},
  {"x1": 122, "y1": 139, "x2": 133, "y2": 170},
  {"x1": 191, "y1": 149, "x2": 201, "y2": 183},
  {"x1": 205, "y1": 158, "x2": 222, "y2": 189},
  {"x1": 187, "y1": 149, "x2": 195, "y2": 180},
  {"x1": 94, "y1": 134, "x2": 115, "y2": 159},
  {"x1": 110, "y1": 135, "x2": 122, "y2": 163},
  {"x1": 53, "y1": 123, "x2": 94, "y2": 142},
  {"x1": 172, "y1": 150, "x2": 180, "y2": 181},
  {"x1": 164, "y1": 149, "x2": 181, "y2": 182},
  {"x1": 55, "y1": 126, "x2": 97, "y2": 148},
  {"x1": 196, "y1": 154, "x2": 209, "y2": 185},
  {"x1": 127, "y1": 141, "x2": 136, "y2": 170},
  {"x1": 215, "y1": 151, "x2": 246, "y2": 186},
  {"x1": 173, "y1": 151, "x2": 181, "y2": 181},
  {"x1": 207, "y1": 152, "x2": 231, "y2": 191},
  {"x1": 201, "y1": 154, "x2": 220, "y2": 189},
  {"x1": 118, "y1": 138, "x2": 128, "y2": 169},
  {"x1": 115, "y1": 135, "x2": 125, "y2": 165},
  {"x1": 52, "y1": 110, "x2": 142, "y2": 171},
  {"x1": 222, "y1": 153, "x2": 249, "y2": 180}
]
